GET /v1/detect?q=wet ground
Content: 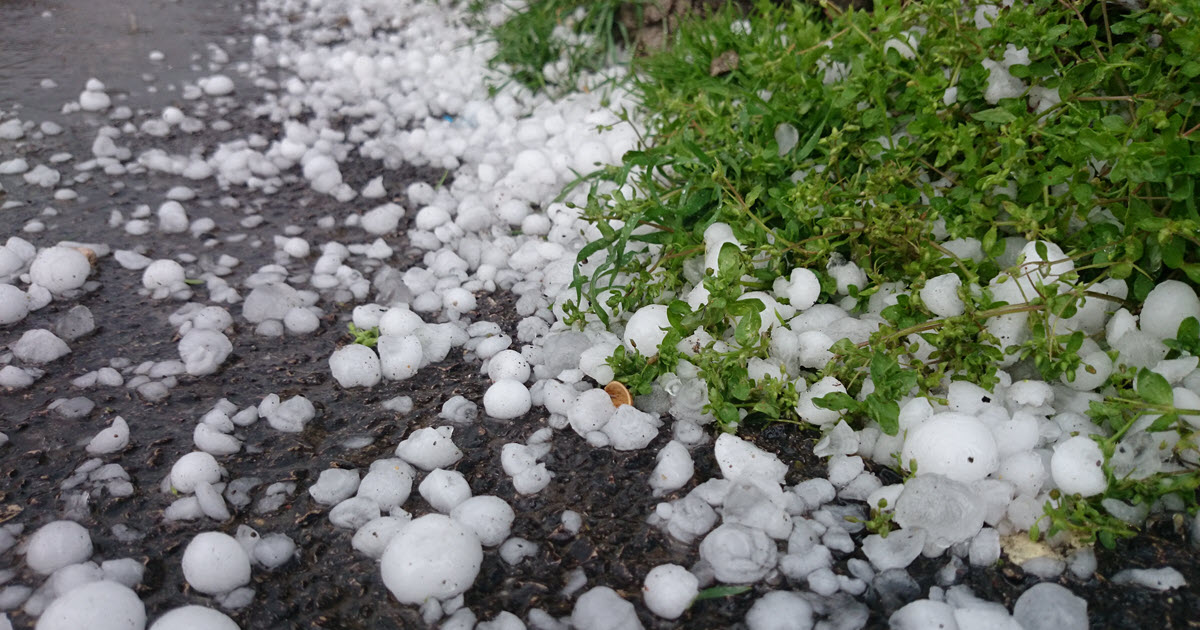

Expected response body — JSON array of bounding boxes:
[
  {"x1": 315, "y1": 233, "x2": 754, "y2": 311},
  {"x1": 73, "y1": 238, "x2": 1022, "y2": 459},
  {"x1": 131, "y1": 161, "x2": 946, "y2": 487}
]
[{"x1": 1, "y1": 0, "x2": 1198, "y2": 628}]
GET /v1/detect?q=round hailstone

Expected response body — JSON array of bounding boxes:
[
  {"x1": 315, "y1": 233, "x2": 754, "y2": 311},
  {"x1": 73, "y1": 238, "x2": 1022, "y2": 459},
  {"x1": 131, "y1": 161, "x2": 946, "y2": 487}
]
[
  {"x1": 1140, "y1": 280, "x2": 1200, "y2": 340},
  {"x1": 1050, "y1": 436, "x2": 1107, "y2": 497},
  {"x1": 1015, "y1": 240, "x2": 1073, "y2": 293},
  {"x1": 351, "y1": 516, "x2": 410, "y2": 559},
  {"x1": 486, "y1": 349, "x2": 531, "y2": 383},
  {"x1": 745, "y1": 591, "x2": 815, "y2": 630},
  {"x1": 200, "y1": 74, "x2": 235, "y2": 96},
  {"x1": 920, "y1": 273, "x2": 964, "y2": 318},
  {"x1": 450, "y1": 496, "x2": 516, "y2": 547},
  {"x1": 142, "y1": 259, "x2": 186, "y2": 289},
  {"x1": 483, "y1": 379, "x2": 532, "y2": 419},
  {"x1": 329, "y1": 344, "x2": 382, "y2": 388},
  {"x1": 378, "y1": 335, "x2": 424, "y2": 381},
  {"x1": 890, "y1": 600, "x2": 958, "y2": 630},
  {"x1": 25, "y1": 520, "x2": 93, "y2": 574},
  {"x1": 893, "y1": 474, "x2": 986, "y2": 549},
  {"x1": 178, "y1": 329, "x2": 233, "y2": 376},
  {"x1": 35, "y1": 580, "x2": 144, "y2": 630},
  {"x1": 11, "y1": 329, "x2": 70, "y2": 364},
  {"x1": 901, "y1": 413, "x2": 999, "y2": 482},
  {"x1": 149, "y1": 605, "x2": 240, "y2": 630},
  {"x1": 698, "y1": 523, "x2": 778, "y2": 583},
  {"x1": 642, "y1": 564, "x2": 699, "y2": 620},
  {"x1": 182, "y1": 532, "x2": 252, "y2": 595},
  {"x1": 623, "y1": 304, "x2": 670, "y2": 357},
  {"x1": 170, "y1": 451, "x2": 221, "y2": 493},
  {"x1": 571, "y1": 587, "x2": 641, "y2": 630},
  {"x1": 380, "y1": 514, "x2": 482, "y2": 604},
  {"x1": 29, "y1": 246, "x2": 90, "y2": 293},
  {"x1": 795, "y1": 377, "x2": 847, "y2": 426}
]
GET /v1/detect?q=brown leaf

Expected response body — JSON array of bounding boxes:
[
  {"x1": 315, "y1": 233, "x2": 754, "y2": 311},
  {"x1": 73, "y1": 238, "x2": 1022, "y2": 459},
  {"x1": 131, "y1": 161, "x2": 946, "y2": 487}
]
[{"x1": 709, "y1": 50, "x2": 739, "y2": 77}]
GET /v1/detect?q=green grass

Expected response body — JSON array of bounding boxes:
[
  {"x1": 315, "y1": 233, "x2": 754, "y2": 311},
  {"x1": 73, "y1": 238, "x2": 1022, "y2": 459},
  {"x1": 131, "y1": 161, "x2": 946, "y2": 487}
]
[{"x1": 492, "y1": 0, "x2": 1200, "y2": 546}]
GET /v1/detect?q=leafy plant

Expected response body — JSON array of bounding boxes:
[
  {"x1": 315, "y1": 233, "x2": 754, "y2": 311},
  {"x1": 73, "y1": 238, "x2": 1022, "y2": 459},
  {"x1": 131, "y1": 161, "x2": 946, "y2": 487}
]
[{"x1": 348, "y1": 323, "x2": 380, "y2": 347}]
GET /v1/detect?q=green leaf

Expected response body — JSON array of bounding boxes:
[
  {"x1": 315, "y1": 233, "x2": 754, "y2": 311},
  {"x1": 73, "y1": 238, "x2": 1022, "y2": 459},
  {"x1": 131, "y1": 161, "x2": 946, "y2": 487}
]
[
  {"x1": 971, "y1": 108, "x2": 1017, "y2": 124},
  {"x1": 1135, "y1": 368, "x2": 1174, "y2": 406},
  {"x1": 717, "y1": 241, "x2": 742, "y2": 277},
  {"x1": 693, "y1": 585, "x2": 752, "y2": 602},
  {"x1": 813, "y1": 392, "x2": 858, "y2": 412},
  {"x1": 866, "y1": 395, "x2": 901, "y2": 436}
]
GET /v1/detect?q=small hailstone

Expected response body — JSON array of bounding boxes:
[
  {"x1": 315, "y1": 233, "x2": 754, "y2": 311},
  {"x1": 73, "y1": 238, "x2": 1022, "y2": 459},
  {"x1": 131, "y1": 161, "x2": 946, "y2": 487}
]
[
  {"x1": 486, "y1": 350, "x2": 531, "y2": 382},
  {"x1": 699, "y1": 524, "x2": 778, "y2": 583},
  {"x1": 378, "y1": 335, "x2": 423, "y2": 381},
  {"x1": 1111, "y1": 567, "x2": 1186, "y2": 591},
  {"x1": 0, "y1": 284, "x2": 29, "y2": 325},
  {"x1": 571, "y1": 587, "x2": 641, "y2": 630},
  {"x1": 352, "y1": 516, "x2": 410, "y2": 559},
  {"x1": 142, "y1": 259, "x2": 186, "y2": 290},
  {"x1": 890, "y1": 600, "x2": 957, "y2": 630},
  {"x1": 901, "y1": 413, "x2": 999, "y2": 482},
  {"x1": 450, "y1": 496, "x2": 515, "y2": 546},
  {"x1": 357, "y1": 462, "x2": 413, "y2": 510},
  {"x1": 10, "y1": 329, "x2": 70, "y2": 364},
  {"x1": 86, "y1": 417, "x2": 130, "y2": 455},
  {"x1": 329, "y1": 497, "x2": 380, "y2": 529},
  {"x1": 182, "y1": 532, "x2": 251, "y2": 595},
  {"x1": 157, "y1": 201, "x2": 189, "y2": 233},
  {"x1": 24, "y1": 520, "x2": 93, "y2": 574},
  {"x1": 1050, "y1": 436, "x2": 1106, "y2": 497},
  {"x1": 920, "y1": 273, "x2": 964, "y2": 318},
  {"x1": 483, "y1": 379, "x2": 532, "y2": 419},
  {"x1": 1012, "y1": 583, "x2": 1088, "y2": 630},
  {"x1": 265, "y1": 395, "x2": 315, "y2": 433},
  {"x1": 747, "y1": 593, "x2": 816, "y2": 630},
  {"x1": 148, "y1": 605, "x2": 240, "y2": 630},
  {"x1": 642, "y1": 564, "x2": 699, "y2": 620},
  {"x1": 308, "y1": 468, "x2": 360, "y2": 505},
  {"x1": 623, "y1": 304, "x2": 671, "y2": 357},
  {"x1": 714, "y1": 433, "x2": 787, "y2": 487},
  {"x1": 795, "y1": 377, "x2": 847, "y2": 426},
  {"x1": 329, "y1": 344, "x2": 382, "y2": 388},
  {"x1": 827, "y1": 257, "x2": 867, "y2": 295},
  {"x1": 178, "y1": 329, "x2": 232, "y2": 376},
  {"x1": 649, "y1": 441, "x2": 693, "y2": 496},
  {"x1": 418, "y1": 468, "x2": 472, "y2": 513},
  {"x1": 395, "y1": 426, "x2": 462, "y2": 471},
  {"x1": 200, "y1": 74, "x2": 235, "y2": 96},
  {"x1": 380, "y1": 514, "x2": 482, "y2": 604}
]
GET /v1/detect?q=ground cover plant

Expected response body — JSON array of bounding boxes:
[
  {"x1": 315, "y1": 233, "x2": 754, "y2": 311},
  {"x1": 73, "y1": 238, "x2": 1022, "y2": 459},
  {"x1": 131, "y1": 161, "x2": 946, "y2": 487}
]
[{"x1": 485, "y1": 0, "x2": 1200, "y2": 547}]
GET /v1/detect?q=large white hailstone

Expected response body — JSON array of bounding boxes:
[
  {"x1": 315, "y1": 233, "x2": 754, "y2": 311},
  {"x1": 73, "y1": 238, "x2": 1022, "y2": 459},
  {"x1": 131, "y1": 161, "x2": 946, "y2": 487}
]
[
  {"x1": 380, "y1": 514, "x2": 482, "y2": 604},
  {"x1": 11, "y1": 329, "x2": 70, "y2": 364},
  {"x1": 1140, "y1": 280, "x2": 1200, "y2": 340},
  {"x1": 713, "y1": 433, "x2": 787, "y2": 487},
  {"x1": 699, "y1": 523, "x2": 778, "y2": 583},
  {"x1": 352, "y1": 516, "x2": 410, "y2": 559},
  {"x1": 623, "y1": 304, "x2": 671, "y2": 357},
  {"x1": 486, "y1": 349, "x2": 531, "y2": 382},
  {"x1": 356, "y1": 464, "x2": 412, "y2": 510},
  {"x1": 182, "y1": 532, "x2": 251, "y2": 595},
  {"x1": 395, "y1": 426, "x2": 462, "y2": 471},
  {"x1": 571, "y1": 587, "x2": 643, "y2": 630},
  {"x1": 1014, "y1": 240, "x2": 1073, "y2": 294},
  {"x1": 649, "y1": 441, "x2": 694, "y2": 496},
  {"x1": 0, "y1": 283, "x2": 27, "y2": 325},
  {"x1": 378, "y1": 335, "x2": 424, "y2": 380},
  {"x1": 361, "y1": 203, "x2": 404, "y2": 235},
  {"x1": 308, "y1": 468, "x2": 360, "y2": 505},
  {"x1": 170, "y1": 451, "x2": 221, "y2": 493},
  {"x1": 902, "y1": 413, "x2": 1000, "y2": 482},
  {"x1": 87, "y1": 416, "x2": 130, "y2": 455},
  {"x1": 178, "y1": 329, "x2": 233, "y2": 376},
  {"x1": 1050, "y1": 436, "x2": 1107, "y2": 497},
  {"x1": 890, "y1": 600, "x2": 958, "y2": 630},
  {"x1": 998, "y1": 450, "x2": 1047, "y2": 498},
  {"x1": 25, "y1": 520, "x2": 93, "y2": 574},
  {"x1": 642, "y1": 564, "x2": 699, "y2": 620},
  {"x1": 329, "y1": 344, "x2": 382, "y2": 388},
  {"x1": 827, "y1": 257, "x2": 867, "y2": 295},
  {"x1": 378, "y1": 307, "x2": 424, "y2": 337},
  {"x1": 157, "y1": 201, "x2": 189, "y2": 233},
  {"x1": 450, "y1": 496, "x2": 516, "y2": 546},
  {"x1": 483, "y1": 379, "x2": 532, "y2": 419},
  {"x1": 418, "y1": 468, "x2": 472, "y2": 513},
  {"x1": 920, "y1": 273, "x2": 964, "y2": 318},
  {"x1": 29, "y1": 247, "x2": 90, "y2": 293},
  {"x1": 795, "y1": 377, "x2": 847, "y2": 426},
  {"x1": 149, "y1": 605, "x2": 240, "y2": 630},
  {"x1": 36, "y1": 580, "x2": 144, "y2": 630},
  {"x1": 603, "y1": 405, "x2": 663, "y2": 451},
  {"x1": 783, "y1": 268, "x2": 820, "y2": 311},
  {"x1": 893, "y1": 474, "x2": 986, "y2": 549},
  {"x1": 744, "y1": 591, "x2": 815, "y2": 630},
  {"x1": 142, "y1": 259, "x2": 186, "y2": 290},
  {"x1": 1013, "y1": 583, "x2": 1088, "y2": 630}
]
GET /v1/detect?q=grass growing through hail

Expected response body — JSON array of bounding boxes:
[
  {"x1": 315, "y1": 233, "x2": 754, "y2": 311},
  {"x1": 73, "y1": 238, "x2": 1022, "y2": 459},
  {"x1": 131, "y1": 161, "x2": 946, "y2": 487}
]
[{"x1": 493, "y1": 0, "x2": 1200, "y2": 546}]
